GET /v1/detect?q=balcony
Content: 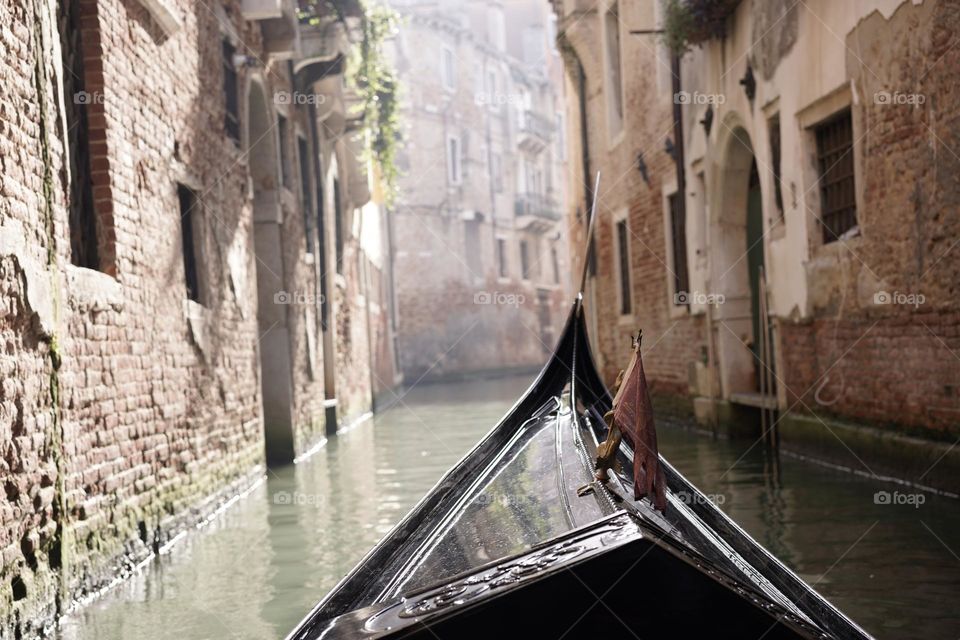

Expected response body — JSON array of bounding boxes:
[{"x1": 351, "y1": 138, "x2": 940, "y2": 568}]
[
  {"x1": 514, "y1": 193, "x2": 560, "y2": 231},
  {"x1": 242, "y1": 0, "x2": 300, "y2": 58},
  {"x1": 517, "y1": 110, "x2": 555, "y2": 153}
]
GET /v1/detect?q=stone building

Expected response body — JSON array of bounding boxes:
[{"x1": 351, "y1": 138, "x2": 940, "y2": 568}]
[
  {"x1": 553, "y1": 0, "x2": 959, "y2": 493},
  {"x1": 387, "y1": 0, "x2": 570, "y2": 381},
  {"x1": 0, "y1": 0, "x2": 397, "y2": 632}
]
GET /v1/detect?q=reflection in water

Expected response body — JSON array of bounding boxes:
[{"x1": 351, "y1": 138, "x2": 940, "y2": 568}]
[{"x1": 56, "y1": 376, "x2": 959, "y2": 640}]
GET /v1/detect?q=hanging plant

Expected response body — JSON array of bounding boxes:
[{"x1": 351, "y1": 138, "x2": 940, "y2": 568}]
[{"x1": 661, "y1": 0, "x2": 741, "y2": 53}]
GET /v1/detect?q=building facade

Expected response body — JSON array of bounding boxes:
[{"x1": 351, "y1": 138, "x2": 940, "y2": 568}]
[
  {"x1": 554, "y1": 0, "x2": 959, "y2": 493},
  {"x1": 0, "y1": 0, "x2": 397, "y2": 632},
  {"x1": 387, "y1": 0, "x2": 571, "y2": 381}
]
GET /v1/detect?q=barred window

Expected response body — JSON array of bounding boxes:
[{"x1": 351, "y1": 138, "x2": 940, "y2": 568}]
[{"x1": 815, "y1": 110, "x2": 857, "y2": 243}]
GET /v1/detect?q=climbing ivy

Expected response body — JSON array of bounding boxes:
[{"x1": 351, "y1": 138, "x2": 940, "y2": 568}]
[
  {"x1": 299, "y1": 0, "x2": 402, "y2": 203},
  {"x1": 661, "y1": 0, "x2": 740, "y2": 53},
  {"x1": 347, "y1": 3, "x2": 401, "y2": 203}
]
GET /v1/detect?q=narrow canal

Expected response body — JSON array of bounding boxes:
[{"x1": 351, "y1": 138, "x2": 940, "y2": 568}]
[{"x1": 55, "y1": 375, "x2": 960, "y2": 640}]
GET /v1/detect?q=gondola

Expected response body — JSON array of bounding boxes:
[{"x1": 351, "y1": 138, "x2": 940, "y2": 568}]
[{"x1": 286, "y1": 179, "x2": 873, "y2": 640}]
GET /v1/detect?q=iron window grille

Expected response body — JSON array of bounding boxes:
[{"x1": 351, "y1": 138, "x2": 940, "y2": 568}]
[{"x1": 814, "y1": 110, "x2": 857, "y2": 243}]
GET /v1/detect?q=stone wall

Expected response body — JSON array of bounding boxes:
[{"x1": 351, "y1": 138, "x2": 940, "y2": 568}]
[
  {"x1": 777, "y1": 0, "x2": 960, "y2": 437},
  {"x1": 0, "y1": 0, "x2": 392, "y2": 633}
]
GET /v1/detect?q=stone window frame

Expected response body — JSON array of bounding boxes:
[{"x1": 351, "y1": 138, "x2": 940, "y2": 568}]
[
  {"x1": 519, "y1": 238, "x2": 531, "y2": 282},
  {"x1": 612, "y1": 206, "x2": 633, "y2": 321},
  {"x1": 496, "y1": 236, "x2": 509, "y2": 282},
  {"x1": 441, "y1": 46, "x2": 457, "y2": 91},
  {"x1": 601, "y1": 0, "x2": 625, "y2": 146},
  {"x1": 446, "y1": 133, "x2": 462, "y2": 186},
  {"x1": 795, "y1": 82, "x2": 864, "y2": 256},
  {"x1": 660, "y1": 179, "x2": 691, "y2": 320}
]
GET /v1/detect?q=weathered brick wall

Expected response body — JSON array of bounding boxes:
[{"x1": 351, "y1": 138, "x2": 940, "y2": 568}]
[
  {"x1": 0, "y1": 0, "x2": 372, "y2": 632},
  {"x1": 779, "y1": 0, "x2": 960, "y2": 436},
  {"x1": 561, "y1": 0, "x2": 706, "y2": 395}
]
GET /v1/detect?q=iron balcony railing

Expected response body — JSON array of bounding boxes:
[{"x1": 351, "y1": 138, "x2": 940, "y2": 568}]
[
  {"x1": 518, "y1": 110, "x2": 555, "y2": 143},
  {"x1": 514, "y1": 193, "x2": 561, "y2": 221}
]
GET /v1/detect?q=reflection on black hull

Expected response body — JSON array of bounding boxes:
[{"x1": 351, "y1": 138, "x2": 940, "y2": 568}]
[{"x1": 286, "y1": 302, "x2": 873, "y2": 640}]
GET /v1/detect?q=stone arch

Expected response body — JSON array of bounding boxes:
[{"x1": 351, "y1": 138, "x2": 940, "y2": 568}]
[
  {"x1": 710, "y1": 117, "x2": 765, "y2": 397},
  {"x1": 247, "y1": 77, "x2": 295, "y2": 463}
]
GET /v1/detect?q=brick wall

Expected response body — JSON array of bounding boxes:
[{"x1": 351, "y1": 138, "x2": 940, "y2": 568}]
[
  {"x1": 778, "y1": 0, "x2": 960, "y2": 436},
  {"x1": 560, "y1": 0, "x2": 706, "y2": 396},
  {"x1": 0, "y1": 0, "x2": 388, "y2": 632}
]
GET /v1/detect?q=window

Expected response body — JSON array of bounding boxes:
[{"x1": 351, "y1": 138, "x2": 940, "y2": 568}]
[
  {"x1": 491, "y1": 153, "x2": 503, "y2": 192},
  {"x1": 814, "y1": 110, "x2": 857, "y2": 243},
  {"x1": 441, "y1": 47, "x2": 456, "y2": 90},
  {"x1": 464, "y1": 220, "x2": 482, "y2": 277},
  {"x1": 769, "y1": 114, "x2": 783, "y2": 219},
  {"x1": 604, "y1": 2, "x2": 624, "y2": 137},
  {"x1": 59, "y1": 0, "x2": 99, "y2": 269},
  {"x1": 297, "y1": 136, "x2": 314, "y2": 253},
  {"x1": 551, "y1": 246, "x2": 560, "y2": 284},
  {"x1": 178, "y1": 185, "x2": 204, "y2": 303},
  {"x1": 333, "y1": 178, "x2": 344, "y2": 274},
  {"x1": 497, "y1": 238, "x2": 508, "y2": 278},
  {"x1": 615, "y1": 218, "x2": 631, "y2": 315},
  {"x1": 278, "y1": 115, "x2": 292, "y2": 189},
  {"x1": 222, "y1": 39, "x2": 240, "y2": 143},
  {"x1": 446, "y1": 135, "x2": 462, "y2": 184},
  {"x1": 669, "y1": 193, "x2": 690, "y2": 306},
  {"x1": 556, "y1": 111, "x2": 566, "y2": 160},
  {"x1": 520, "y1": 240, "x2": 530, "y2": 280}
]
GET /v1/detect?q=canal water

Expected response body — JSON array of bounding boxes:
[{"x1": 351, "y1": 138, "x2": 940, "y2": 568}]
[{"x1": 55, "y1": 374, "x2": 960, "y2": 640}]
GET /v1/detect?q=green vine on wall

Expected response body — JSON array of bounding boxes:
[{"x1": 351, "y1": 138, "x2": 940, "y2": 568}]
[
  {"x1": 661, "y1": 0, "x2": 740, "y2": 53},
  {"x1": 349, "y1": 3, "x2": 401, "y2": 204},
  {"x1": 299, "y1": 0, "x2": 402, "y2": 204}
]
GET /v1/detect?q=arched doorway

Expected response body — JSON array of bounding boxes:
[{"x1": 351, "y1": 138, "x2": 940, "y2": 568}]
[
  {"x1": 248, "y1": 79, "x2": 295, "y2": 464},
  {"x1": 712, "y1": 125, "x2": 771, "y2": 398}
]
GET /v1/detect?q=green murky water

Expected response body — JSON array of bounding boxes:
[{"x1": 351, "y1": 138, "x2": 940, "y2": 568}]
[{"x1": 55, "y1": 375, "x2": 960, "y2": 640}]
